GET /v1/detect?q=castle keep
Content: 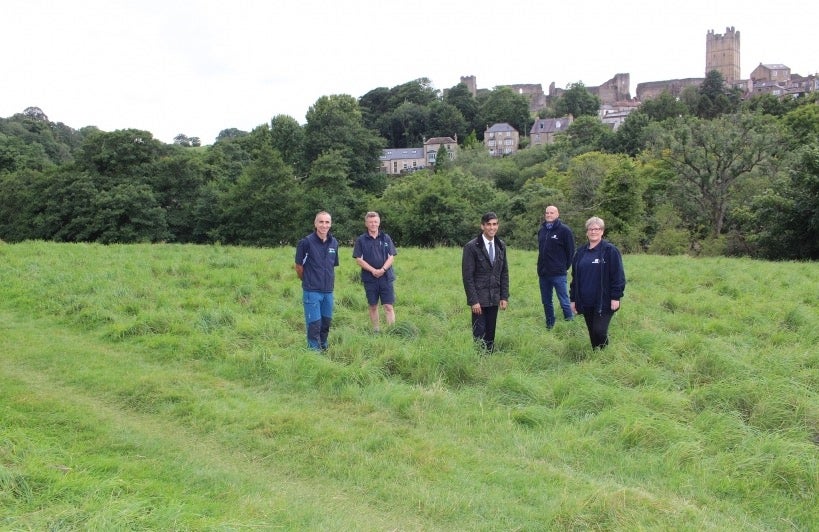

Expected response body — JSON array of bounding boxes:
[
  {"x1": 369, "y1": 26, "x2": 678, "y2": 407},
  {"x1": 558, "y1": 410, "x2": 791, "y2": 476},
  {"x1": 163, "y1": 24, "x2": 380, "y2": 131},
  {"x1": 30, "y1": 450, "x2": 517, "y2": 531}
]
[{"x1": 706, "y1": 27, "x2": 741, "y2": 82}]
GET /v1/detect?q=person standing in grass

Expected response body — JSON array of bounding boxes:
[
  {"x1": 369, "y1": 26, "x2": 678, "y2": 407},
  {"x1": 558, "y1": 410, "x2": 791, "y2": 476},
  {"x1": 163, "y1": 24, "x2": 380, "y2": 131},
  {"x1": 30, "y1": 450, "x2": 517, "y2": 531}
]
[
  {"x1": 353, "y1": 211, "x2": 398, "y2": 333},
  {"x1": 537, "y1": 205, "x2": 575, "y2": 330},
  {"x1": 570, "y1": 216, "x2": 626, "y2": 349},
  {"x1": 294, "y1": 211, "x2": 339, "y2": 351},
  {"x1": 462, "y1": 212, "x2": 509, "y2": 353}
]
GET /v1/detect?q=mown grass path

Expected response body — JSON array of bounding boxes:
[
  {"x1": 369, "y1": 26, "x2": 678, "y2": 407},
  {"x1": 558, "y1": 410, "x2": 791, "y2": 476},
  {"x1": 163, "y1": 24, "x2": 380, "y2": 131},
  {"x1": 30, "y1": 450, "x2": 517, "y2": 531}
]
[{"x1": 1, "y1": 309, "x2": 433, "y2": 529}]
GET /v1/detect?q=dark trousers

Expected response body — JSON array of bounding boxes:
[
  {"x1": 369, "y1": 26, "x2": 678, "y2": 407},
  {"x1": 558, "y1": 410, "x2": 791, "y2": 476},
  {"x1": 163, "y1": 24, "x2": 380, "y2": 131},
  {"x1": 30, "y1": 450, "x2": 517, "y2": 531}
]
[
  {"x1": 472, "y1": 305, "x2": 499, "y2": 351},
  {"x1": 581, "y1": 311, "x2": 613, "y2": 349}
]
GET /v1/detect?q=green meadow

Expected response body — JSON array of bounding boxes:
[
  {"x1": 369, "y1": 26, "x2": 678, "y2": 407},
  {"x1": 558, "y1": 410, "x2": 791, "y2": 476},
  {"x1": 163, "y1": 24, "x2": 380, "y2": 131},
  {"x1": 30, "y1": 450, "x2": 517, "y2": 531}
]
[{"x1": 1, "y1": 241, "x2": 817, "y2": 530}]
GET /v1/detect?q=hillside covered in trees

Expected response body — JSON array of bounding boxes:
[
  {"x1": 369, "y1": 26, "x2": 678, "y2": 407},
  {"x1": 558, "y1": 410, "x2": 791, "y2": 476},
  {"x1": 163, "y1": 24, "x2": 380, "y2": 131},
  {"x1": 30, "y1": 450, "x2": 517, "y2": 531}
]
[{"x1": 1, "y1": 74, "x2": 817, "y2": 260}]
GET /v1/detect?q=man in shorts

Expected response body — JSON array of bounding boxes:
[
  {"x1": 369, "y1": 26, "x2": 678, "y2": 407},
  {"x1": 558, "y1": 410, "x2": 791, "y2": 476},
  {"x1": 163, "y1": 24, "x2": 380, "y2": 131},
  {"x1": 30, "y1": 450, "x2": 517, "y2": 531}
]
[{"x1": 353, "y1": 211, "x2": 397, "y2": 332}]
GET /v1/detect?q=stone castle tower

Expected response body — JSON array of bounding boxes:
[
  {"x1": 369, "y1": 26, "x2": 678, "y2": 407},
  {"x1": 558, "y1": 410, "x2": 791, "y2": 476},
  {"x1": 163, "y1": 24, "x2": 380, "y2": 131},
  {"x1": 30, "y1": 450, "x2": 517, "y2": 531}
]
[
  {"x1": 460, "y1": 75, "x2": 477, "y2": 97},
  {"x1": 706, "y1": 27, "x2": 740, "y2": 82}
]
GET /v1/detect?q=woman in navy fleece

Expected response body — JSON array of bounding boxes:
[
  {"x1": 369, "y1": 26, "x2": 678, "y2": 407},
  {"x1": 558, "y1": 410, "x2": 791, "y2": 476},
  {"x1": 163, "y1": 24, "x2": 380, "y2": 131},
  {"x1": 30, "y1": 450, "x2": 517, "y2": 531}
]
[{"x1": 569, "y1": 216, "x2": 626, "y2": 349}]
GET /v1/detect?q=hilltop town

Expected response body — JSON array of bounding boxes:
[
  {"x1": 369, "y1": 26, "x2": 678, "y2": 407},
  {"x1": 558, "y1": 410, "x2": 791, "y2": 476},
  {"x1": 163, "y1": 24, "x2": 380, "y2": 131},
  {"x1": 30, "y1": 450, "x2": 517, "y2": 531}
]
[
  {"x1": 465, "y1": 27, "x2": 816, "y2": 129},
  {"x1": 380, "y1": 26, "x2": 817, "y2": 173}
]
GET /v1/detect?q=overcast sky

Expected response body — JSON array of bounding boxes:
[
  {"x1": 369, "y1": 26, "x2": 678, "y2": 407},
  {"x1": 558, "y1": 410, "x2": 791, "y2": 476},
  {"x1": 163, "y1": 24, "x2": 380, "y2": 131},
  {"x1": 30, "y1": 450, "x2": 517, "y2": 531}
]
[{"x1": 3, "y1": 0, "x2": 816, "y2": 145}]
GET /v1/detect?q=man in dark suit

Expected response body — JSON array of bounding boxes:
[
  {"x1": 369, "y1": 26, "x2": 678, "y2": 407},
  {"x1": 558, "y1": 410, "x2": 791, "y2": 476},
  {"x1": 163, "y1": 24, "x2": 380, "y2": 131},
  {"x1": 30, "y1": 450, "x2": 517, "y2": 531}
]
[{"x1": 461, "y1": 212, "x2": 510, "y2": 352}]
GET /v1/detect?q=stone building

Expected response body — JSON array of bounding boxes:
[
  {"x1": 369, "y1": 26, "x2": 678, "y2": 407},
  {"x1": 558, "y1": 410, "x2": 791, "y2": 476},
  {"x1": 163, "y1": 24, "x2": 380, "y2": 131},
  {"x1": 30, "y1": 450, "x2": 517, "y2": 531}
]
[
  {"x1": 750, "y1": 63, "x2": 790, "y2": 83},
  {"x1": 529, "y1": 116, "x2": 572, "y2": 146},
  {"x1": 706, "y1": 27, "x2": 741, "y2": 82},
  {"x1": 424, "y1": 136, "x2": 458, "y2": 166},
  {"x1": 484, "y1": 123, "x2": 519, "y2": 157},
  {"x1": 379, "y1": 148, "x2": 425, "y2": 175},
  {"x1": 379, "y1": 136, "x2": 458, "y2": 175}
]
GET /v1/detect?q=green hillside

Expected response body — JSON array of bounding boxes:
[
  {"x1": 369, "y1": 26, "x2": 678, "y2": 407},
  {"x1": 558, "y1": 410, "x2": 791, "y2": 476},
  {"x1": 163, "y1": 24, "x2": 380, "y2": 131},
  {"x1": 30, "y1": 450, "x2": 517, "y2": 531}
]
[{"x1": 1, "y1": 241, "x2": 817, "y2": 530}]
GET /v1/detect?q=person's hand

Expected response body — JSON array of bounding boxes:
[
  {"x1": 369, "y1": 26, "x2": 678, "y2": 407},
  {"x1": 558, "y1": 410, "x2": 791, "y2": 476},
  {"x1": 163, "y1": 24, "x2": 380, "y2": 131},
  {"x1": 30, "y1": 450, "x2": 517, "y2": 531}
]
[
  {"x1": 611, "y1": 300, "x2": 620, "y2": 311},
  {"x1": 570, "y1": 302, "x2": 577, "y2": 315},
  {"x1": 471, "y1": 303, "x2": 482, "y2": 315},
  {"x1": 499, "y1": 300, "x2": 508, "y2": 310}
]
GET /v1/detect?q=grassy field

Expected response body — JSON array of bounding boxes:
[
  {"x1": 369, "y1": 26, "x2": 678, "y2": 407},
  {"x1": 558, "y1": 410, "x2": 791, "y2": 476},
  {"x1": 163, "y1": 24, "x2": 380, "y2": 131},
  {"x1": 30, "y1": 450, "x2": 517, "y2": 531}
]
[{"x1": 1, "y1": 241, "x2": 817, "y2": 530}]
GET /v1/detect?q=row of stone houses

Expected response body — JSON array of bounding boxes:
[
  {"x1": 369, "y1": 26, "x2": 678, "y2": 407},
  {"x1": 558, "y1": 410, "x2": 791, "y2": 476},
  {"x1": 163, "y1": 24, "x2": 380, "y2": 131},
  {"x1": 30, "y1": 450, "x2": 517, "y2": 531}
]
[
  {"x1": 747, "y1": 63, "x2": 819, "y2": 98},
  {"x1": 380, "y1": 25, "x2": 817, "y2": 173},
  {"x1": 379, "y1": 116, "x2": 578, "y2": 174}
]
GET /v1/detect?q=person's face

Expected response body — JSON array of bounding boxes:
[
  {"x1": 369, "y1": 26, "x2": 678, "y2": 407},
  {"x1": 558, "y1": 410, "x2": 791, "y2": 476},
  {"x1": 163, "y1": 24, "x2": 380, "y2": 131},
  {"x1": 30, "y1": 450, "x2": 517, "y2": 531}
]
[
  {"x1": 544, "y1": 206, "x2": 559, "y2": 223},
  {"x1": 586, "y1": 223, "x2": 603, "y2": 244},
  {"x1": 314, "y1": 213, "x2": 332, "y2": 238},
  {"x1": 365, "y1": 215, "x2": 380, "y2": 234},
  {"x1": 481, "y1": 218, "x2": 499, "y2": 240}
]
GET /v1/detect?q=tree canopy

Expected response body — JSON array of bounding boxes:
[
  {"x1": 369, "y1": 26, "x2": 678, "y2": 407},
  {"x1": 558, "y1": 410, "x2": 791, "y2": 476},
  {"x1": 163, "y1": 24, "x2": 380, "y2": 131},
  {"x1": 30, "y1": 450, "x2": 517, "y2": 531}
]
[{"x1": 1, "y1": 82, "x2": 817, "y2": 260}]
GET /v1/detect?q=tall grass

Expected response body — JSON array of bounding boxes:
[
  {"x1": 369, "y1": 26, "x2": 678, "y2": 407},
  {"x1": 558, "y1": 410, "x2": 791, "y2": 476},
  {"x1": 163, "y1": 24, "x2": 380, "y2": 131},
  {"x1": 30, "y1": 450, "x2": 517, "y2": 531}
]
[{"x1": 1, "y1": 241, "x2": 817, "y2": 530}]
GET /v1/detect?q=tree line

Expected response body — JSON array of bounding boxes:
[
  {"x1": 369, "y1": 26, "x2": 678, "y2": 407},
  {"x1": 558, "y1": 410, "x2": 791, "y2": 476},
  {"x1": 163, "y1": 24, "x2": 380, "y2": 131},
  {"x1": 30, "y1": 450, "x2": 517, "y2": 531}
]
[{"x1": 1, "y1": 73, "x2": 817, "y2": 260}]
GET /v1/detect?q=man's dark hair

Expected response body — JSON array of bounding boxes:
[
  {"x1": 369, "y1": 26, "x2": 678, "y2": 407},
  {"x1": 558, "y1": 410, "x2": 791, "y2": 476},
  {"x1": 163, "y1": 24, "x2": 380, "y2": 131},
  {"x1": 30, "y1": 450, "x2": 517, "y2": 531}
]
[{"x1": 481, "y1": 212, "x2": 498, "y2": 224}]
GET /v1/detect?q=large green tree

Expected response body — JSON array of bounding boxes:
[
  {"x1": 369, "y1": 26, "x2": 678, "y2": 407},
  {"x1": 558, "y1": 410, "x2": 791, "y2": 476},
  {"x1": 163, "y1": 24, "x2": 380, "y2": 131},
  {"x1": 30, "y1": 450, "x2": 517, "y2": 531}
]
[
  {"x1": 303, "y1": 94, "x2": 385, "y2": 190},
  {"x1": 0, "y1": 169, "x2": 50, "y2": 240},
  {"x1": 270, "y1": 114, "x2": 305, "y2": 174},
  {"x1": 76, "y1": 129, "x2": 165, "y2": 178},
  {"x1": 300, "y1": 149, "x2": 363, "y2": 242},
  {"x1": 376, "y1": 168, "x2": 508, "y2": 246},
  {"x1": 556, "y1": 115, "x2": 614, "y2": 156},
  {"x1": 445, "y1": 82, "x2": 480, "y2": 135},
  {"x1": 650, "y1": 113, "x2": 782, "y2": 237},
  {"x1": 552, "y1": 82, "x2": 601, "y2": 118},
  {"x1": 692, "y1": 70, "x2": 742, "y2": 119},
  {"x1": 426, "y1": 101, "x2": 467, "y2": 142},
  {"x1": 147, "y1": 148, "x2": 210, "y2": 243},
  {"x1": 215, "y1": 144, "x2": 302, "y2": 246},
  {"x1": 477, "y1": 87, "x2": 531, "y2": 139},
  {"x1": 597, "y1": 157, "x2": 646, "y2": 252},
  {"x1": 740, "y1": 145, "x2": 819, "y2": 260}
]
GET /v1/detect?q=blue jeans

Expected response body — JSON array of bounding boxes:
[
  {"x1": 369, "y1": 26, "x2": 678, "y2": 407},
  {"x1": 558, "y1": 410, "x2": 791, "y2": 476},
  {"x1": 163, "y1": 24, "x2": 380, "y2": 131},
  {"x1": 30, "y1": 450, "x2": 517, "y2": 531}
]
[
  {"x1": 539, "y1": 275, "x2": 573, "y2": 328},
  {"x1": 303, "y1": 290, "x2": 334, "y2": 350}
]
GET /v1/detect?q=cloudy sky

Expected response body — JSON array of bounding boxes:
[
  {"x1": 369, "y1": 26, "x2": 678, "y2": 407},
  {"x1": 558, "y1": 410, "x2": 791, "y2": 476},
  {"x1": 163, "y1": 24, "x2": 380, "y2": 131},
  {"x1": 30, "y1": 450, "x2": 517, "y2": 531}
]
[{"x1": 3, "y1": 0, "x2": 816, "y2": 144}]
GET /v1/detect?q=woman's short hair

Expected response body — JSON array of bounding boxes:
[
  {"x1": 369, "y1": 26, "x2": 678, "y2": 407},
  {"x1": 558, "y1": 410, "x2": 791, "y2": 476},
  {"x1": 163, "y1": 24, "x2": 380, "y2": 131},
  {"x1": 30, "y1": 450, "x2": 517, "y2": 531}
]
[{"x1": 585, "y1": 216, "x2": 605, "y2": 230}]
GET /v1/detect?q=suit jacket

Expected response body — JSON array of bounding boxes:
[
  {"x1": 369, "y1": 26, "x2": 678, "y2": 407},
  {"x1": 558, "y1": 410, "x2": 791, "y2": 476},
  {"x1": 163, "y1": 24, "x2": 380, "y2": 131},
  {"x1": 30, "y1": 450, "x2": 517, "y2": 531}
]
[{"x1": 462, "y1": 235, "x2": 510, "y2": 307}]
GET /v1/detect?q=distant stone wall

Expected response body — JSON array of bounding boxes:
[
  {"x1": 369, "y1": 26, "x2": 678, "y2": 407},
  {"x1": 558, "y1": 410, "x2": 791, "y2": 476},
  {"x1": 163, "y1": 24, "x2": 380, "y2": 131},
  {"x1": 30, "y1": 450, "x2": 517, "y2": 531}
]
[
  {"x1": 506, "y1": 84, "x2": 547, "y2": 113},
  {"x1": 588, "y1": 73, "x2": 631, "y2": 105},
  {"x1": 636, "y1": 78, "x2": 704, "y2": 101}
]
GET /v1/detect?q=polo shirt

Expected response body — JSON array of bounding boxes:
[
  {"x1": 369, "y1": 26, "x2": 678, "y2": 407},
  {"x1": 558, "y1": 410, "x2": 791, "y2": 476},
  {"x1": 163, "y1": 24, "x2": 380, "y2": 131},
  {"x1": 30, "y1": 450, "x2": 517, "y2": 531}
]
[{"x1": 353, "y1": 231, "x2": 397, "y2": 282}]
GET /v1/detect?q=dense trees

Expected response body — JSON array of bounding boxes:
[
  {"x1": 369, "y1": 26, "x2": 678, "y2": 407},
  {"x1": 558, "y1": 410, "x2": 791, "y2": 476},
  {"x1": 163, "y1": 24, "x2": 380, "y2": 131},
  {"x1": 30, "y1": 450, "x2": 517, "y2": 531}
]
[
  {"x1": 1, "y1": 82, "x2": 817, "y2": 260},
  {"x1": 548, "y1": 82, "x2": 602, "y2": 119}
]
